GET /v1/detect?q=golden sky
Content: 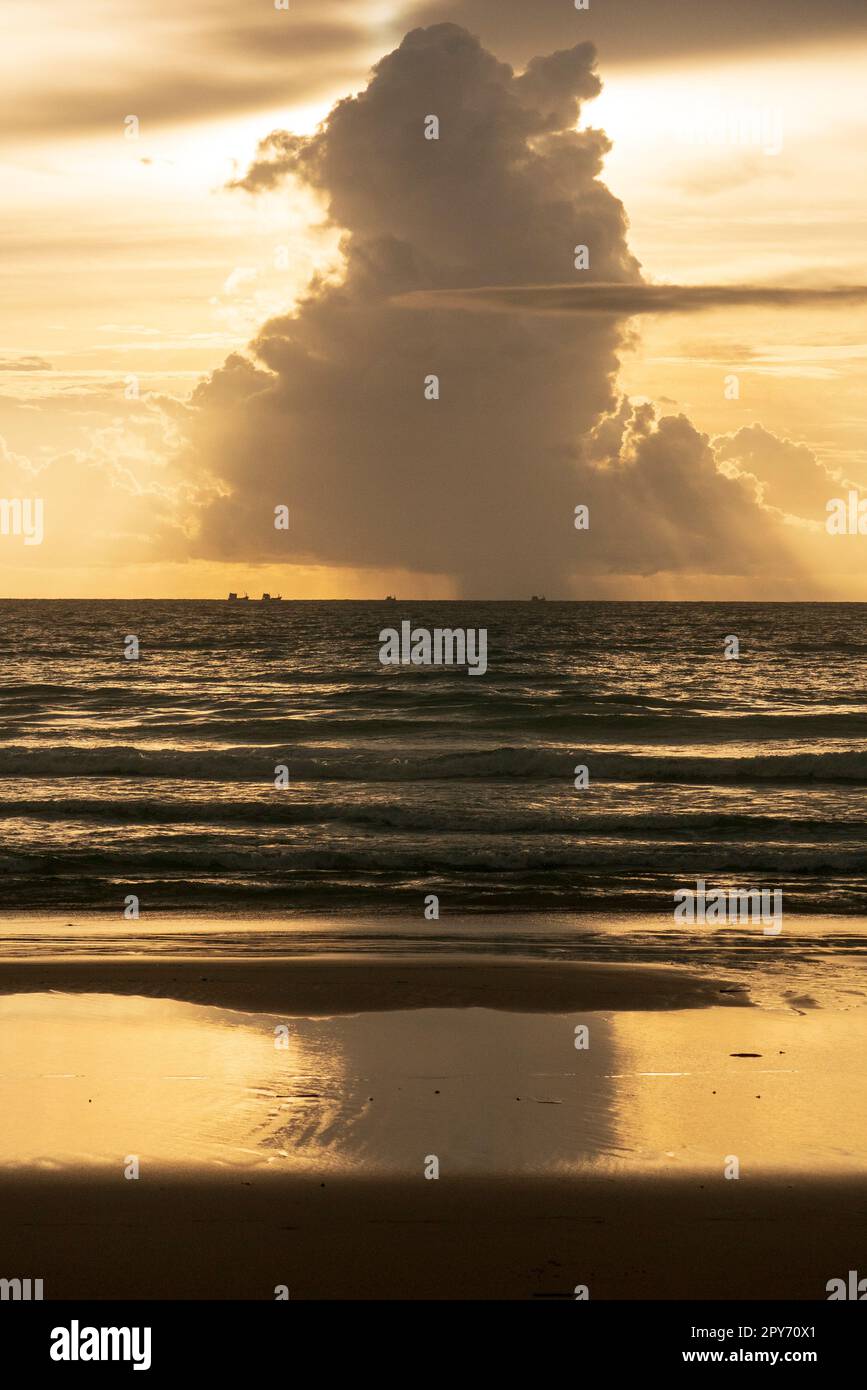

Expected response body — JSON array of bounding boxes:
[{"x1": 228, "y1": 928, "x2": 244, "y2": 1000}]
[{"x1": 1, "y1": 0, "x2": 866, "y2": 598}]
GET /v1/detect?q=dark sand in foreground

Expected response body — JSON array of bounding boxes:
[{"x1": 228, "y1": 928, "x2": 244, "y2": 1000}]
[{"x1": 1, "y1": 1171, "x2": 862, "y2": 1300}]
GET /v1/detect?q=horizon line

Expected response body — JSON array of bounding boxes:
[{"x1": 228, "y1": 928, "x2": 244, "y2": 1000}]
[{"x1": 1, "y1": 596, "x2": 866, "y2": 605}]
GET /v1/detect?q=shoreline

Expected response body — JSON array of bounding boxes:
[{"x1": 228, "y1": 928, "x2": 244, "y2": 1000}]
[
  {"x1": 0, "y1": 956, "x2": 750, "y2": 1015},
  {"x1": 0, "y1": 907, "x2": 864, "y2": 920}
]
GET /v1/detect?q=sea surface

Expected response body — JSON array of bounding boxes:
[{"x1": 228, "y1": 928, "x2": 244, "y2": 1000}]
[{"x1": 0, "y1": 599, "x2": 865, "y2": 925}]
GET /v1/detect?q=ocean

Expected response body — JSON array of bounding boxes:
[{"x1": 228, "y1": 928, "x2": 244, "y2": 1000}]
[{"x1": 1, "y1": 598, "x2": 865, "y2": 929}]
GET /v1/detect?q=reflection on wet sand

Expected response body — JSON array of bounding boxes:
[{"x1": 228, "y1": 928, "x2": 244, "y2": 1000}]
[{"x1": 2, "y1": 992, "x2": 866, "y2": 1177}]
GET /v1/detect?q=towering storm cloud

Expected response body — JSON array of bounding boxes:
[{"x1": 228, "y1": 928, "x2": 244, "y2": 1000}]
[
  {"x1": 184, "y1": 24, "x2": 644, "y2": 594},
  {"x1": 180, "y1": 23, "x2": 817, "y2": 595}
]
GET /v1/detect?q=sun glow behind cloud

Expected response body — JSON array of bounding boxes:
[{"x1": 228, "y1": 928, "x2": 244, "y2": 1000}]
[
  {"x1": 1, "y1": 7, "x2": 866, "y2": 596},
  {"x1": 589, "y1": 45, "x2": 867, "y2": 281}
]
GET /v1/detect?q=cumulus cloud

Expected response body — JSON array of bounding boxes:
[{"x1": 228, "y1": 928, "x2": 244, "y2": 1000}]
[
  {"x1": 182, "y1": 24, "x2": 647, "y2": 594},
  {"x1": 714, "y1": 424, "x2": 867, "y2": 523},
  {"x1": 174, "y1": 23, "x2": 848, "y2": 595},
  {"x1": 231, "y1": 30, "x2": 637, "y2": 286},
  {"x1": 575, "y1": 401, "x2": 798, "y2": 578}
]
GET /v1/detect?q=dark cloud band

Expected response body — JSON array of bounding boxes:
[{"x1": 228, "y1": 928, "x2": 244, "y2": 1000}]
[{"x1": 393, "y1": 282, "x2": 867, "y2": 316}]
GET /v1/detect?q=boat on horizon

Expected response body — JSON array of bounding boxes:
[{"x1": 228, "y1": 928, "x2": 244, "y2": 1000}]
[{"x1": 227, "y1": 593, "x2": 283, "y2": 601}]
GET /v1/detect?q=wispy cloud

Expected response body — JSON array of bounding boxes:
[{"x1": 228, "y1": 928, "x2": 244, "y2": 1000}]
[
  {"x1": 393, "y1": 282, "x2": 867, "y2": 316},
  {"x1": 0, "y1": 355, "x2": 53, "y2": 371}
]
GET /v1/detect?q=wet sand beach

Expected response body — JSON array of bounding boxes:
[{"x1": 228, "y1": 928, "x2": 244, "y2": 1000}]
[{"x1": 0, "y1": 941, "x2": 865, "y2": 1299}]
